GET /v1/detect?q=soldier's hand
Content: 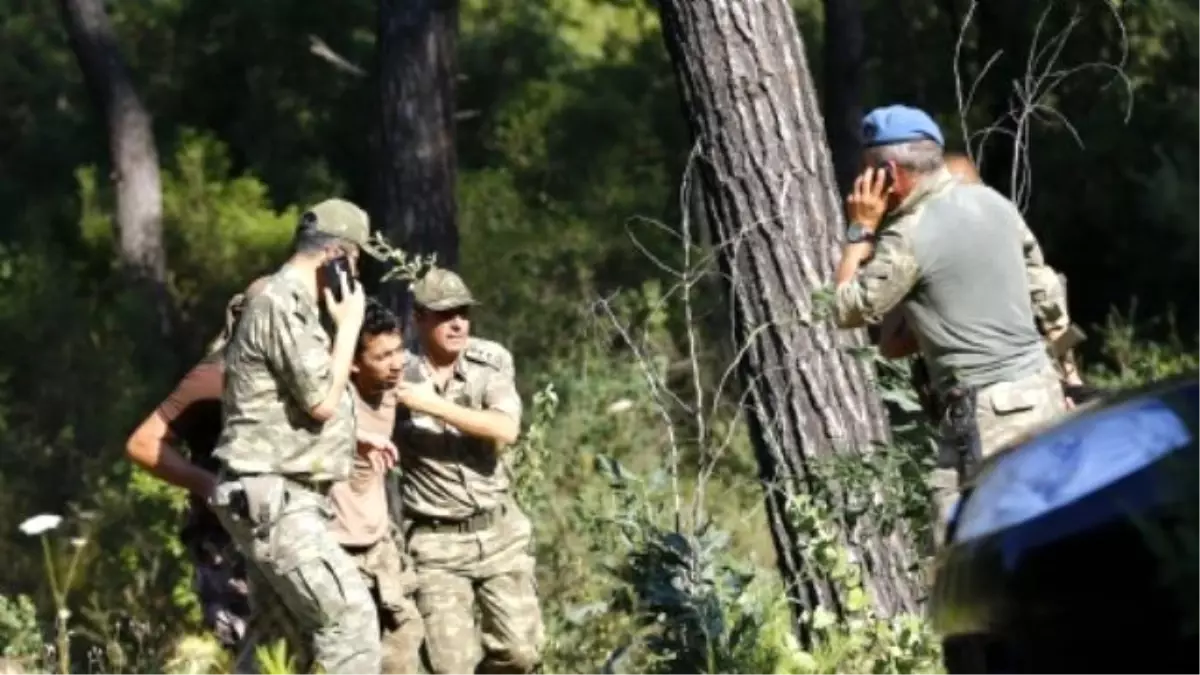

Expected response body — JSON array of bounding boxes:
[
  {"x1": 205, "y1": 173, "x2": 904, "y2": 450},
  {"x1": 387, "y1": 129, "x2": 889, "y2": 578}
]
[
  {"x1": 324, "y1": 266, "x2": 366, "y2": 330},
  {"x1": 846, "y1": 166, "x2": 891, "y2": 231},
  {"x1": 394, "y1": 380, "x2": 441, "y2": 415}
]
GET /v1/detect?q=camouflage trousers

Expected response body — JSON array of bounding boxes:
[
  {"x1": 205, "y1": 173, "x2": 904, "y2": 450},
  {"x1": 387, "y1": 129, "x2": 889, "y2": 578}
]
[
  {"x1": 406, "y1": 498, "x2": 544, "y2": 674},
  {"x1": 345, "y1": 534, "x2": 425, "y2": 674},
  {"x1": 209, "y1": 474, "x2": 382, "y2": 674},
  {"x1": 930, "y1": 364, "x2": 1068, "y2": 535}
]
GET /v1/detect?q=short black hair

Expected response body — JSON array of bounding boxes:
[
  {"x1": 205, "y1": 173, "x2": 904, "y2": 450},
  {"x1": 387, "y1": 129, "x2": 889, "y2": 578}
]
[
  {"x1": 292, "y1": 212, "x2": 344, "y2": 255},
  {"x1": 357, "y1": 298, "x2": 402, "y2": 356}
]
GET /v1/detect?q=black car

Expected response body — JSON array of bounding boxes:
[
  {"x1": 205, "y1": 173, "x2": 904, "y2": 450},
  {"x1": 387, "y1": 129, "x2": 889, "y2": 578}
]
[{"x1": 930, "y1": 373, "x2": 1199, "y2": 674}]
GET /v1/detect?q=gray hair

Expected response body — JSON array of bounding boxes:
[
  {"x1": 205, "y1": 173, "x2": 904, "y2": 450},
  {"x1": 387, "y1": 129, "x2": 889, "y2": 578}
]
[{"x1": 866, "y1": 139, "x2": 945, "y2": 174}]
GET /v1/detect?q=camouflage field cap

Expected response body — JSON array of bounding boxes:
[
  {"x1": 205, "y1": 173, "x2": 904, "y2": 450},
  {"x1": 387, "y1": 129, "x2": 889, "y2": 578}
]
[
  {"x1": 301, "y1": 198, "x2": 388, "y2": 261},
  {"x1": 411, "y1": 268, "x2": 478, "y2": 311}
]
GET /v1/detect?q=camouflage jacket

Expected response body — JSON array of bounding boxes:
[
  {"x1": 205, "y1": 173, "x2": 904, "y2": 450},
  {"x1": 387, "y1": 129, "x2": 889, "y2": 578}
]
[
  {"x1": 213, "y1": 265, "x2": 357, "y2": 482},
  {"x1": 394, "y1": 337, "x2": 523, "y2": 520}
]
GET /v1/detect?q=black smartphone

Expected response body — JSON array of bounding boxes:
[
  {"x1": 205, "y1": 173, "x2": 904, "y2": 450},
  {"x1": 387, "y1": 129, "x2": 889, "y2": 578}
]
[
  {"x1": 320, "y1": 256, "x2": 356, "y2": 302},
  {"x1": 874, "y1": 162, "x2": 895, "y2": 191}
]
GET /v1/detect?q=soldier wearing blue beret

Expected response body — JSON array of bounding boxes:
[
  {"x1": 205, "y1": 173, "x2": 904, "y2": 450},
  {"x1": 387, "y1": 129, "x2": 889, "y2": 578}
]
[{"x1": 830, "y1": 104, "x2": 1069, "y2": 543}]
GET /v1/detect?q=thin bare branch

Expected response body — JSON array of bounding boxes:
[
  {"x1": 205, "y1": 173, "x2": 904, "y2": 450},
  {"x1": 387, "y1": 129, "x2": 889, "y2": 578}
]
[
  {"x1": 307, "y1": 35, "x2": 366, "y2": 78},
  {"x1": 953, "y1": 0, "x2": 1134, "y2": 213}
]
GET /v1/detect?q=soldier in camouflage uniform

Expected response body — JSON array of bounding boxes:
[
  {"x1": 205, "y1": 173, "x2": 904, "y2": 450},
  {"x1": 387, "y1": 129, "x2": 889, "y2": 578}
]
[
  {"x1": 832, "y1": 105, "x2": 1067, "y2": 536},
  {"x1": 208, "y1": 198, "x2": 396, "y2": 674},
  {"x1": 391, "y1": 269, "x2": 544, "y2": 674}
]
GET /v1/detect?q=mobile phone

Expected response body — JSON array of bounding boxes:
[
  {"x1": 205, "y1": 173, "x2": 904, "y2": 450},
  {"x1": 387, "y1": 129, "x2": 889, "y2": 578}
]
[
  {"x1": 320, "y1": 256, "x2": 356, "y2": 302},
  {"x1": 874, "y1": 162, "x2": 895, "y2": 191}
]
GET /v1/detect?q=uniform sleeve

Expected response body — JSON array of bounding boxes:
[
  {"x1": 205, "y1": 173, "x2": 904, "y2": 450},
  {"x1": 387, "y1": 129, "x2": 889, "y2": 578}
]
[
  {"x1": 262, "y1": 300, "x2": 333, "y2": 412},
  {"x1": 1018, "y1": 218, "x2": 1071, "y2": 335},
  {"x1": 833, "y1": 228, "x2": 921, "y2": 329},
  {"x1": 482, "y1": 348, "x2": 523, "y2": 423}
]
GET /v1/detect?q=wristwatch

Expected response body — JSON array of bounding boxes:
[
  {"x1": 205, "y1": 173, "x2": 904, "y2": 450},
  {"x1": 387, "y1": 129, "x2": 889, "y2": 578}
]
[{"x1": 846, "y1": 222, "x2": 876, "y2": 244}]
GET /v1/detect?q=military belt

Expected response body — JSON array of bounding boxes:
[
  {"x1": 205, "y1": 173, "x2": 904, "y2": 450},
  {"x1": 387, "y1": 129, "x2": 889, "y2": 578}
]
[
  {"x1": 219, "y1": 469, "x2": 333, "y2": 497},
  {"x1": 281, "y1": 475, "x2": 334, "y2": 497},
  {"x1": 409, "y1": 503, "x2": 506, "y2": 535}
]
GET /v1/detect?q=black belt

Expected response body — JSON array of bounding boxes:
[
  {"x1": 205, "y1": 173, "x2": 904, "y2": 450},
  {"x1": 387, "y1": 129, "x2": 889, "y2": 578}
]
[
  {"x1": 409, "y1": 503, "x2": 505, "y2": 535},
  {"x1": 221, "y1": 470, "x2": 334, "y2": 497}
]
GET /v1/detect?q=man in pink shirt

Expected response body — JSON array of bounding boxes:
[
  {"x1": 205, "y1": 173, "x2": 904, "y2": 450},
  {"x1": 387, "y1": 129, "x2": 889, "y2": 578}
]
[{"x1": 327, "y1": 299, "x2": 424, "y2": 673}]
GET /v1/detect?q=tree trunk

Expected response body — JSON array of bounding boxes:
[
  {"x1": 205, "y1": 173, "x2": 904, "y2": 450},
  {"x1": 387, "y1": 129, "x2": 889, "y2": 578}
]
[
  {"x1": 654, "y1": 0, "x2": 922, "y2": 638},
  {"x1": 58, "y1": 0, "x2": 172, "y2": 339},
  {"x1": 373, "y1": 0, "x2": 460, "y2": 529},
  {"x1": 822, "y1": 0, "x2": 865, "y2": 197},
  {"x1": 372, "y1": 0, "x2": 460, "y2": 328}
]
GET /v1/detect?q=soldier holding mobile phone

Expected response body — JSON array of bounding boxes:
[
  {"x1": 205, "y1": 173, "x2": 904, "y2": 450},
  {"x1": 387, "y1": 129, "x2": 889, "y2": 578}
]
[
  {"x1": 832, "y1": 105, "x2": 1068, "y2": 542},
  {"x1": 208, "y1": 198, "x2": 397, "y2": 674}
]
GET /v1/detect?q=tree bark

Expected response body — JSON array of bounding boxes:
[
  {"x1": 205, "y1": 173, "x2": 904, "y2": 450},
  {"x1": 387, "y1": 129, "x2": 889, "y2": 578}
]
[
  {"x1": 372, "y1": 0, "x2": 460, "y2": 327},
  {"x1": 822, "y1": 0, "x2": 865, "y2": 197},
  {"x1": 654, "y1": 0, "x2": 922, "y2": 638},
  {"x1": 58, "y1": 0, "x2": 172, "y2": 338}
]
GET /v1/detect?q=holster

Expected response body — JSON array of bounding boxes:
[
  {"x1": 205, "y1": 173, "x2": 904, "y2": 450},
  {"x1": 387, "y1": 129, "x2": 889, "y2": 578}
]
[
  {"x1": 910, "y1": 356, "x2": 942, "y2": 423},
  {"x1": 940, "y1": 384, "x2": 983, "y2": 483}
]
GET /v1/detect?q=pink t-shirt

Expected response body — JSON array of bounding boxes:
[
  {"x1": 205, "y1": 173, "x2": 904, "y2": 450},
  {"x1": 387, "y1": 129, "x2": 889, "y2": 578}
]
[{"x1": 328, "y1": 387, "x2": 395, "y2": 547}]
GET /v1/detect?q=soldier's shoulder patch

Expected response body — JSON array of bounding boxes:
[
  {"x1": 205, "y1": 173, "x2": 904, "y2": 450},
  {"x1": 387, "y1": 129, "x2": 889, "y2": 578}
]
[{"x1": 463, "y1": 338, "x2": 513, "y2": 372}]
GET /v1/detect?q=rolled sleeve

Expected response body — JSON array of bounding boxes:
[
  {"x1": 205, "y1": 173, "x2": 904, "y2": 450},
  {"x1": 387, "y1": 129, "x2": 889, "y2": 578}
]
[
  {"x1": 833, "y1": 230, "x2": 921, "y2": 328},
  {"x1": 1020, "y1": 219, "x2": 1071, "y2": 335},
  {"x1": 482, "y1": 351, "x2": 523, "y2": 423},
  {"x1": 264, "y1": 301, "x2": 333, "y2": 412},
  {"x1": 1028, "y1": 266, "x2": 1070, "y2": 334}
]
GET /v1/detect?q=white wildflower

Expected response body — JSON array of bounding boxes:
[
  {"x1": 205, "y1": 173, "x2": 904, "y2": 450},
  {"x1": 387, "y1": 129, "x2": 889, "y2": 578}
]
[
  {"x1": 607, "y1": 399, "x2": 634, "y2": 415},
  {"x1": 18, "y1": 514, "x2": 62, "y2": 536},
  {"x1": 70, "y1": 537, "x2": 88, "y2": 549}
]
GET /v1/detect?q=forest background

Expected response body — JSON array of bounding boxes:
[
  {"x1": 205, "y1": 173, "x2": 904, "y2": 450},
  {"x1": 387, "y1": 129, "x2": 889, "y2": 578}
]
[{"x1": 0, "y1": 0, "x2": 1196, "y2": 672}]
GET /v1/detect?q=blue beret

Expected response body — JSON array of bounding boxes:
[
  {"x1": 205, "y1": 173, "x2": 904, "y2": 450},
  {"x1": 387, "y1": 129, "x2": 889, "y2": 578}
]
[{"x1": 861, "y1": 105, "x2": 945, "y2": 148}]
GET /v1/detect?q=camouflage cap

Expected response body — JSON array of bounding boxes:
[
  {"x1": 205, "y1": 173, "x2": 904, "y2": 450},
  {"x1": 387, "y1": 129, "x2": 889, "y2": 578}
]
[
  {"x1": 411, "y1": 268, "x2": 478, "y2": 311},
  {"x1": 301, "y1": 198, "x2": 388, "y2": 261}
]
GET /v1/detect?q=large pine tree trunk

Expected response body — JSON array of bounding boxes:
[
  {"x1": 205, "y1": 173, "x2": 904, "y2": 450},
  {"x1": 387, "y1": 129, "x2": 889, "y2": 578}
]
[
  {"x1": 373, "y1": 0, "x2": 460, "y2": 327},
  {"x1": 59, "y1": 0, "x2": 172, "y2": 339},
  {"x1": 654, "y1": 0, "x2": 921, "y2": 634}
]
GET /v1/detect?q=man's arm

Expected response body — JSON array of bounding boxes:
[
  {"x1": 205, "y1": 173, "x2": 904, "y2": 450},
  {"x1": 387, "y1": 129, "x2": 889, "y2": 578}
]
[
  {"x1": 265, "y1": 298, "x2": 360, "y2": 423},
  {"x1": 398, "y1": 346, "x2": 522, "y2": 448},
  {"x1": 421, "y1": 397, "x2": 520, "y2": 447},
  {"x1": 1018, "y1": 218, "x2": 1072, "y2": 336},
  {"x1": 124, "y1": 364, "x2": 219, "y2": 498},
  {"x1": 126, "y1": 415, "x2": 217, "y2": 497},
  {"x1": 832, "y1": 228, "x2": 921, "y2": 329}
]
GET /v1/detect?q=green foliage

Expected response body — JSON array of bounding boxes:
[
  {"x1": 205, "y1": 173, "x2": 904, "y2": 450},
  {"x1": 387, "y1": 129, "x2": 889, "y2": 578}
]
[
  {"x1": 1085, "y1": 304, "x2": 1200, "y2": 389},
  {"x1": 0, "y1": 0, "x2": 1194, "y2": 672},
  {"x1": 0, "y1": 594, "x2": 42, "y2": 667}
]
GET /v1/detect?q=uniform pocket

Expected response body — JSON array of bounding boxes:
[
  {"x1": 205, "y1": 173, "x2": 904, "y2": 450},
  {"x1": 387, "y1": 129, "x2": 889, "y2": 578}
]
[
  {"x1": 987, "y1": 382, "x2": 1042, "y2": 415},
  {"x1": 284, "y1": 557, "x2": 351, "y2": 628}
]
